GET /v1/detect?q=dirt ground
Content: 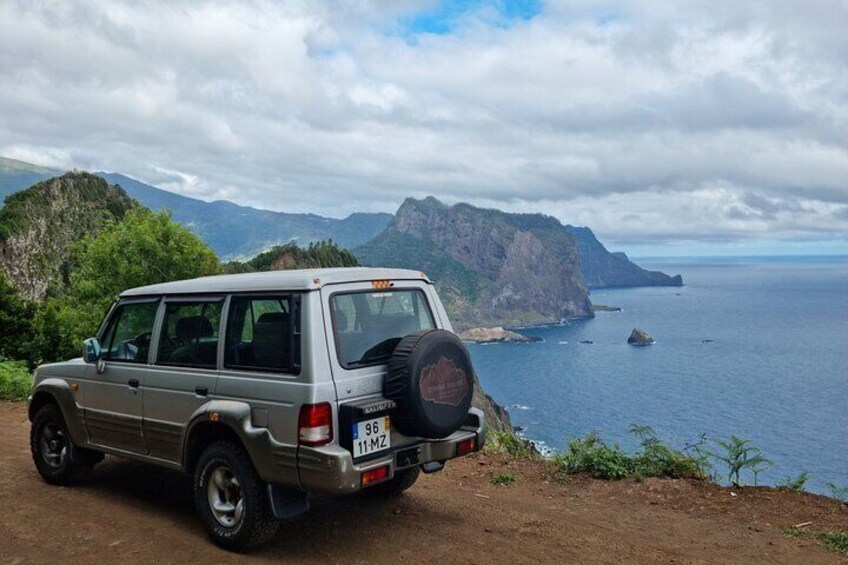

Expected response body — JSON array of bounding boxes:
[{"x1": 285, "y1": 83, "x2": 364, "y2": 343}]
[{"x1": 1, "y1": 401, "x2": 845, "y2": 564}]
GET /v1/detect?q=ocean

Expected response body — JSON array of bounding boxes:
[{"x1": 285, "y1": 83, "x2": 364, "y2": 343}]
[{"x1": 469, "y1": 256, "x2": 848, "y2": 495}]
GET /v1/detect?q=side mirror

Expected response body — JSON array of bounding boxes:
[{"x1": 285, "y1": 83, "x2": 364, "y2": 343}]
[{"x1": 82, "y1": 338, "x2": 102, "y2": 364}]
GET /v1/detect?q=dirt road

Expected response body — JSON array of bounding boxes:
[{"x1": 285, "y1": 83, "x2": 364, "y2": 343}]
[{"x1": 1, "y1": 401, "x2": 845, "y2": 564}]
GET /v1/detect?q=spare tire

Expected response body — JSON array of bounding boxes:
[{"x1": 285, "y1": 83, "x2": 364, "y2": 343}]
[{"x1": 385, "y1": 329, "x2": 475, "y2": 438}]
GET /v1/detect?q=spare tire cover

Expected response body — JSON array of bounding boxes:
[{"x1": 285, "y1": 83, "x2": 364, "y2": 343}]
[{"x1": 385, "y1": 329, "x2": 474, "y2": 438}]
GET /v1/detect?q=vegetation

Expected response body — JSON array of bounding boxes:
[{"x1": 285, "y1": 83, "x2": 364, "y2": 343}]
[
  {"x1": 48, "y1": 207, "x2": 222, "y2": 360},
  {"x1": 487, "y1": 430, "x2": 537, "y2": 458},
  {"x1": 0, "y1": 272, "x2": 38, "y2": 362},
  {"x1": 825, "y1": 483, "x2": 848, "y2": 503},
  {"x1": 778, "y1": 472, "x2": 810, "y2": 491},
  {"x1": 491, "y1": 473, "x2": 516, "y2": 486},
  {"x1": 786, "y1": 528, "x2": 848, "y2": 555},
  {"x1": 0, "y1": 360, "x2": 31, "y2": 400},
  {"x1": 554, "y1": 425, "x2": 705, "y2": 481},
  {"x1": 698, "y1": 435, "x2": 771, "y2": 487},
  {"x1": 223, "y1": 240, "x2": 358, "y2": 273}
]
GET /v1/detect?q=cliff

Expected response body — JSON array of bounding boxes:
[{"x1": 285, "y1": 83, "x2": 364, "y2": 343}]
[
  {"x1": 0, "y1": 173, "x2": 134, "y2": 301},
  {"x1": 564, "y1": 226, "x2": 682, "y2": 287},
  {"x1": 355, "y1": 197, "x2": 593, "y2": 330}
]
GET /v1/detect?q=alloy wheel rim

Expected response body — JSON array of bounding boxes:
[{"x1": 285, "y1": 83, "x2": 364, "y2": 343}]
[
  {"x1": 207, "y1": 465, "x2": 244, "y2": 528},
  {"x1": 39, "y1": 423, "x2": 67, "y2": 469}
]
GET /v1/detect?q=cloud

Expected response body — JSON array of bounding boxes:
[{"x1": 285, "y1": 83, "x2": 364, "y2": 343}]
[{"x1": 0, "y1": 0, "x2": 846, "y2": 248}]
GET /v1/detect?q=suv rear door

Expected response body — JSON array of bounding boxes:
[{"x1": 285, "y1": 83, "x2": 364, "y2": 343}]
[{"x1": 142, "y1": 296, "x2": 223, "y2": 462}]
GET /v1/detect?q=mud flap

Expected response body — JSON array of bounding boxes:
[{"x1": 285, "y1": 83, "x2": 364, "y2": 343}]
[{"x1": 267, "y1": 485, "x2": 310, "y2": 521}]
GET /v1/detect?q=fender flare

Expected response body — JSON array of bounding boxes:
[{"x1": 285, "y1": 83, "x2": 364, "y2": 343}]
[
  {"x1": 182, "y1": 400, "x2": 271, "y2": 469},
  {"x1": 29, "y1": 379, "x2": 88, "y2": 446}
]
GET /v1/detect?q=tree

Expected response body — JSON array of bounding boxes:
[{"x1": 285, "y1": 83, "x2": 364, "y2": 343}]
[
  {"x1": 54, "y1": 207, "x2": 221, "y2": 359},
  {"x1": 0, "y1": 271, "x2": 38, "y2": 364}
]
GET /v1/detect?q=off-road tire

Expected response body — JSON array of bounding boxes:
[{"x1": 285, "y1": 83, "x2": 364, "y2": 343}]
[
  {"x1": 30, "y1": 404, "x2": 93, "y2": 485},
  {"x1": 193, "y1": 440, "x2": 279, "y2": 551},
  {"x1": 363, "y1": 467, "x2": 421, "y2": 498}
]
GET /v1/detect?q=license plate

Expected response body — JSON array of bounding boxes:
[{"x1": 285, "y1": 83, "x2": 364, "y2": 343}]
[{"x1": 352, "y1": 416, "x2": 391, "y2": 459}]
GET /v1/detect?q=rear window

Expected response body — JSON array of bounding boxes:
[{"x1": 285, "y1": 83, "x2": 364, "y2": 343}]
[{"x1": 331, "y1": 289, "x2": 435, "y2": 369}]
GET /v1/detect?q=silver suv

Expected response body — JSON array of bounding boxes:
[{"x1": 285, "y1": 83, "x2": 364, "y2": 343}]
[{"x1": 28, "y1": 268, "x2": 485, "y2": 550}]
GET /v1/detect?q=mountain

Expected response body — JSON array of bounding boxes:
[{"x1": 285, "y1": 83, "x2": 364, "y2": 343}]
[
  {"x1": 355, "y1": 197, "x2": 593, "y2": 330},
  {"x1": 96, "y1": 173, "x2": 392, "y2": 259},
  {"x1": 564, "y1": 226, "x2": 683, "y2": 287},
  {"x1": 0, "y1": 157, "x2": 392, "y2": 260},
  {"x1": 0, "y1": 172, "x2": 134, "y2": 301},
  {"x1": 0, "y1": 157, "x2": 58, "y2": 202}
]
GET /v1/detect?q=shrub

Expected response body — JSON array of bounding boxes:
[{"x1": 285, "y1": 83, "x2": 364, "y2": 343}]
[
  {"x1": 487, "y1": 430, "x2": 536, "y2": 458},
  {"x1": 0, "y1": 360, "x2": 32, "y2": 400},
  {"x1": 555, "y1": 426, "x2": 706, "y2": 481}
]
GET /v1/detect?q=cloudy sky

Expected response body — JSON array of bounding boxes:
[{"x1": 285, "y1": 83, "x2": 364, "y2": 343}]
[{"x1": 1, "y1": 0, "x2": 846, "y2": 255}]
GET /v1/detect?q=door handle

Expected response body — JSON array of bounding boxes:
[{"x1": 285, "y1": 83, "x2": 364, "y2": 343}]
[
  {"x1": 195, "y1": 386, "x2": 208, "y2": 397},
  {"x1": 128, "y1": 379, "x2": 140, "y2": 389}
]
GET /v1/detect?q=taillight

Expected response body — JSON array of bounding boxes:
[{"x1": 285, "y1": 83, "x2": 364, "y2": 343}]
[
  {"x1": 298, "y1": 403, "x2": 333, "y2": 446},
  {"x1": 457, "y1": 437, "x2": 476, "y2": 456},
  {"x1": 361, "y1": 465, "x2": 390, "y2": 486}
]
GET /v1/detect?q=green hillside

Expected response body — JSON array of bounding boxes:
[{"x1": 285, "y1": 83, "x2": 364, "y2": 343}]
[
  {"x1": 224, "y1": 240, "x2": 359, "y2": 273},
  {"x1": 0, "y1": 172, "x2": 133, "y2": 301}
]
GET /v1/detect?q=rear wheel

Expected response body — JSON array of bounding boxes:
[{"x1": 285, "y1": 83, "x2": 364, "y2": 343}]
[
  {"x1": 193, "y1": 441, "x2": 279, "y2": 551},
  {"x1": 363, "y1": 467, "x2": 420, "y2": 498},
  {"x1": 30, "y1": 404, "x2": 94, "y2": 485}
]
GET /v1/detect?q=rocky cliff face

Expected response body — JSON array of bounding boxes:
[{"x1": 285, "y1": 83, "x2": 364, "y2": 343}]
[
  {"x1": 564, "y1": 226, "x2": 683, "y2": 287},
  {"x1": 0, "y1": 173, "x2": 133, "y2": 301},
  {"x1": 355, "y1": 197, "x2": 593, "y2": 330}
]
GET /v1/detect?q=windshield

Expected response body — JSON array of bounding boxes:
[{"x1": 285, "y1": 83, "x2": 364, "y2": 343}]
[{"x1": 331, "y1": 289, "x2": 435, "y2": 368}]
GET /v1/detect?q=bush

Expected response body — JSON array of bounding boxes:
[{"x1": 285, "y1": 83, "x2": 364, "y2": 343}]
[
  {"x1": 487, "y1": 430, "x2": 536, "y2": 458},
  {"x1": 0, "y1": 360, "x2": 31, "y2": 400},
  {"x1": 554, "y1": 425, "x2": 705, "y2": 481}
]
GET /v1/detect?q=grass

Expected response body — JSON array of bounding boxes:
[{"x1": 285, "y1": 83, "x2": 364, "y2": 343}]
[
  {"x1": 491, "y1": 473, "x2": 516, "y2": 486},
  {"x1": 785, "y1": 528, "x2": 848, "y2": 555},
  {"x1": 0, "y1": 360, "x2": 31, "y2": 400}
]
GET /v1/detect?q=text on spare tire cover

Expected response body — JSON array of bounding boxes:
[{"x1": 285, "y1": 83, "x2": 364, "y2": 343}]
[{"x1": 419, "y1": 357, "x2": 470, "y2": 407}]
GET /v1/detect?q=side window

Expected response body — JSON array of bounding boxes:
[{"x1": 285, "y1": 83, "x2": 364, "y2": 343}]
[
  {"x1": 156, "y1": 301, "x2": 223, "y2": 368},
  {"x1": 100, "y1": 301, "x2": 159, "y2": 363},
  {"x1": 225, "y1": 296, "x2": 293, "y2": 372}
]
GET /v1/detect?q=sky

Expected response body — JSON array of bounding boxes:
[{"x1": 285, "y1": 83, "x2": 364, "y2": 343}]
[{"x1": 1, "y1": 0, "x2": 846, "y2": 256}]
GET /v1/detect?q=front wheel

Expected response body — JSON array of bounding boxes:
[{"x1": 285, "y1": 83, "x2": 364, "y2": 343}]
[
  {"x1": 30, "y1": 404, "x2": 94, "y2": 485},
  {"x1": 193, "y1": 441, "x2": 279, "y2": 551}
]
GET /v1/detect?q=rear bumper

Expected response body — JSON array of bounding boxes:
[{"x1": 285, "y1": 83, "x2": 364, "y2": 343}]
[{"x1": 296, "y1": 407, "x2": 486, "y2": 494}]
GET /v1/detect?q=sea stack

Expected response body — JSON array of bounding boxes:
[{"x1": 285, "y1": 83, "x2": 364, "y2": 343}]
[{"x1": 628, "y1": 328, "x2": 655, "y2": 346}]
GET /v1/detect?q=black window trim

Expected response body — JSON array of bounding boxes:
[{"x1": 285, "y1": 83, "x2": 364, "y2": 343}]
[
  {"x1": 154, "y1": 297, "x2": 225, "y2": 370},
  {"x1": 223, "y1": 292, "x2": 302, "y2": 376},
  {"x1": 98, "y1": 297, "x2": 162, "y2": 365},
  {"x1": 328, "y1": 287, "x2": 435, "y2": 371}
]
